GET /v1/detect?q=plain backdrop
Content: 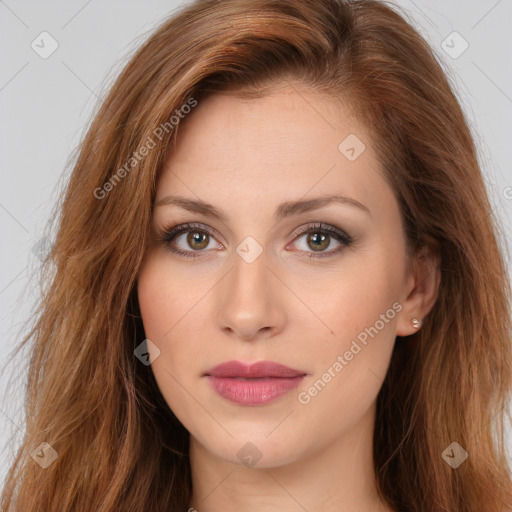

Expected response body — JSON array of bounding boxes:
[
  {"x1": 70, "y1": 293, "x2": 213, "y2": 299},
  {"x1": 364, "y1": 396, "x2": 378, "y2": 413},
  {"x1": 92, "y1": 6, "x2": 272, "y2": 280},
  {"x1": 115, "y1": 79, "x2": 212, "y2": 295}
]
[{"x1": 1, "y1": 0, "x2": 511, "y2": 491}]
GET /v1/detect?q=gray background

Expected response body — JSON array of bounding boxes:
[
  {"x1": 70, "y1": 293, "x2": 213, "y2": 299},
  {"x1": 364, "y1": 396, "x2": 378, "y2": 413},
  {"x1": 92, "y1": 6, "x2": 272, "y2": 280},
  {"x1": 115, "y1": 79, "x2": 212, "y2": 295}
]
[{"x1": 1, "y1": 0, "x2": 511, "y2": 489}]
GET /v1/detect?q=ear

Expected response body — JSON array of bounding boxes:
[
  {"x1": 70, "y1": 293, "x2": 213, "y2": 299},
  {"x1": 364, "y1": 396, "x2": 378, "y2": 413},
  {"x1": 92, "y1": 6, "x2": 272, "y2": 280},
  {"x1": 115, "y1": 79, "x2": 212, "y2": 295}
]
[{"x1": 396, "y1": 241, "x2": 441, "y2": 337}]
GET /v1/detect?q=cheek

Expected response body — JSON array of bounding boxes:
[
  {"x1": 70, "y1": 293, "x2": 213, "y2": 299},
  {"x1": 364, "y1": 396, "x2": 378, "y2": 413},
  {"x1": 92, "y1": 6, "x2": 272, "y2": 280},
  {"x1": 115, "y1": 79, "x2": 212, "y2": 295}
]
[
  {"x1": 309, "y1": 248, "x2": 401, "y2": 338},
  {"x1": 136, "y1": 257, "x2": 205, "y2": 426},
  {"x1": 136, "y1": 251, "x2": 220, "y2": 371},
  {"x1": 297, "y1": 300, "x2": 398, "y2": 433},
  {"x1": 137, "y1": 261, "x2": 174, "y2": 345},
  {"x1": 297, "y1": 254, "x2": 401, "y2": 407},
  {"x1": 136, "y1": 255, "x2": 194, "y2": 381},
  {"x1": 137, "y1": 252, "x2": 206, "y2": 343}
]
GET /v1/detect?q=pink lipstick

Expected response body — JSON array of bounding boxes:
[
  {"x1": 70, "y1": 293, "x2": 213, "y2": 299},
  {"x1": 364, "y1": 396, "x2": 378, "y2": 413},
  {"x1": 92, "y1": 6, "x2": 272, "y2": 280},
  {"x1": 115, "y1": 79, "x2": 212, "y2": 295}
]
[{"x1": 204, "y1": 360, "x2": 307, "y2": 406}]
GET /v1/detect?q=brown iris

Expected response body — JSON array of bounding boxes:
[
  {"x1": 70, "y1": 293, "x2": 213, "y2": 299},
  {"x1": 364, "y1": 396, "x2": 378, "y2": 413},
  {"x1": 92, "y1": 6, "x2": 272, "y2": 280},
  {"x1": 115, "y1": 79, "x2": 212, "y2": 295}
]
[
  {"x1": 187, "y1": 231, "x2": 209, "y2": 250},
  {"x1": 307, "y1": 232, "x2": 329, "y2": 251}
]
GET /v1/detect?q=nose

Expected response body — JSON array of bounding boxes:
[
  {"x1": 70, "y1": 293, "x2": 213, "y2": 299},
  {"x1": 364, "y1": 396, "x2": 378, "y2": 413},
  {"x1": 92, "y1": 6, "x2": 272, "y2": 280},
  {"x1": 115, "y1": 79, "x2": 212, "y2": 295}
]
[{"x1": 215, "y1": 245, "x2": 286, "y2": 341}]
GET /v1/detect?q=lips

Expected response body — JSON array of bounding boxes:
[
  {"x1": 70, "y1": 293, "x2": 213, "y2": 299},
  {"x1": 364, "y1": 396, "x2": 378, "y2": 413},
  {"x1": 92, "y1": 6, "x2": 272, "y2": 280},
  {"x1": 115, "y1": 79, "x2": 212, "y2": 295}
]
[
  {"x1": 205, "y1": 360, "x2": 306, "y2": 379},
  {"x1": 204, "y1": 360, "x2": 307, "y2": 406}
]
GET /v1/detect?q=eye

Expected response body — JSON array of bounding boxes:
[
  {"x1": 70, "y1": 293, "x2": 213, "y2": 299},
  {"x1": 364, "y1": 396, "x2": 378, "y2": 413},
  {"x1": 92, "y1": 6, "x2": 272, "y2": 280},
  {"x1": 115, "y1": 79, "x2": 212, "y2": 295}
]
[
  {"x1": 289, "y1": 222, "x2": 352, "y2": 259},
  {"x1": 157, "y1": 222, "x2": 222, "y2": 260}
]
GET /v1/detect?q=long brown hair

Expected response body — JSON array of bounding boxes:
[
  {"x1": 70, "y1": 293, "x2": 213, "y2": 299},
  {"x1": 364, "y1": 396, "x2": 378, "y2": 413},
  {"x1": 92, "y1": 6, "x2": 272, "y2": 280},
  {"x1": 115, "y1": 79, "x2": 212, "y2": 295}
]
[{"x1": 2, "y1": 0, "x2": 512, "y2": 510}]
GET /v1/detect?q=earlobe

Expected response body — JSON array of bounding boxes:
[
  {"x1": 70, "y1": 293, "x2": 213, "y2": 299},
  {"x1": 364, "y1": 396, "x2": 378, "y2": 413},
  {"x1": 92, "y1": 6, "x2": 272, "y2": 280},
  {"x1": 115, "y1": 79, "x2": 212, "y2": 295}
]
[{"x1": 396, "y1": 242, "x2": 441, "y2": 337}]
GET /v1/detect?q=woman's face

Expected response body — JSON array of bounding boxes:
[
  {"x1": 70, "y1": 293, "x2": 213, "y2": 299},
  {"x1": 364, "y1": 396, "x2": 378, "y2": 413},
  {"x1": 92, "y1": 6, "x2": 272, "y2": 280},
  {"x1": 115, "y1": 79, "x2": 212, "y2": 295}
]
[{"x1": 137, "y1": 83, "x2": 420, "y2": 468}]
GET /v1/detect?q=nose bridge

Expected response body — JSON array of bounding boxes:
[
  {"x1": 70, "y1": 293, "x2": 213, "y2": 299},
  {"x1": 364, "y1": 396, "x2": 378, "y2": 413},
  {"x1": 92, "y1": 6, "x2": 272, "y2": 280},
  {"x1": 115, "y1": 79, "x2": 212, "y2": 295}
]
[
  {"x1": 215, "y1": 239, "x2": 283, "y2": 339},
  {"x1": 228, "y1": 241, "x2": 271, "y2": 308}
]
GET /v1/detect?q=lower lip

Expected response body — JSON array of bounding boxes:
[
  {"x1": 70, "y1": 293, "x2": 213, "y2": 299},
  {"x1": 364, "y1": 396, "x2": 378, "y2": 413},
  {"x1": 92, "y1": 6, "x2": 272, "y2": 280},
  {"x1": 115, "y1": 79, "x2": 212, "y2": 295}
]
[{"x1": 206, "y1": 375, "x2": 305, "y2": 406}]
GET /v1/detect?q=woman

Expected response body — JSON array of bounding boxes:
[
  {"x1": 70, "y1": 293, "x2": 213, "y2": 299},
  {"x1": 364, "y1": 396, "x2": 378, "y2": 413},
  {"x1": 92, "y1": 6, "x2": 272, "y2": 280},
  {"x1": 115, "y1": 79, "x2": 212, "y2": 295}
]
[{"x1": 2, "y1": 0, "x2": 512, "y2": 510}]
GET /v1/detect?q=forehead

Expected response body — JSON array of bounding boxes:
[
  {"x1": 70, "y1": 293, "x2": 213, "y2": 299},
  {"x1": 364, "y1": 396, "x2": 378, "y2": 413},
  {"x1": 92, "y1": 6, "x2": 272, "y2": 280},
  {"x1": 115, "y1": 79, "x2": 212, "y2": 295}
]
[{"x1": 156, "y1": 86, "x2": 393, "y2": 220}]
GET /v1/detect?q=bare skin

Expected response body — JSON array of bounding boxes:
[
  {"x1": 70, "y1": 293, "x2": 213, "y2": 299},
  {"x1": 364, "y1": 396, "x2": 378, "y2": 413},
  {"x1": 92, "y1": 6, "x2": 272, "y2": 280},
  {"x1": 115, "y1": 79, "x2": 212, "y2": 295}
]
[{"x1": 136, "y1": 81, "x2": 440, "y2": 512}]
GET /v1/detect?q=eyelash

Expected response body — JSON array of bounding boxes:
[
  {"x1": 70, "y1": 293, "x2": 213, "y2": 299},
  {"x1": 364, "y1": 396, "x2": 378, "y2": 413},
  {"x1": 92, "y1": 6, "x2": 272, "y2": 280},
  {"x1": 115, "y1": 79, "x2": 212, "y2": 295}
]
[{"x1": 156, "y1": 222, "x2": 353, "y2": 260}]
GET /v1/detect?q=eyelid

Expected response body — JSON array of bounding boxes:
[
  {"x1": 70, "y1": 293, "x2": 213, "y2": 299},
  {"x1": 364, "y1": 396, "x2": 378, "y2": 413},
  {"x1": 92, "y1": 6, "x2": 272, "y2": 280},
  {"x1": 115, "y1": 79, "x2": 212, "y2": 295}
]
[
  {"x1": 157, "y1": 222, "x2": 223, "y2": 245},
  {"x1": 290, "y1": 222, "x2": 351, "y2": 244}
]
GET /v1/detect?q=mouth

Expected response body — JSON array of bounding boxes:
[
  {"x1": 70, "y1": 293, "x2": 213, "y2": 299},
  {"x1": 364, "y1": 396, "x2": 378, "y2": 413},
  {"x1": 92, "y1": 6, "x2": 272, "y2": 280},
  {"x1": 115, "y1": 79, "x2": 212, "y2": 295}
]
[{"x1": 204, "y1": 360, "x2": 307, "y2": 406}]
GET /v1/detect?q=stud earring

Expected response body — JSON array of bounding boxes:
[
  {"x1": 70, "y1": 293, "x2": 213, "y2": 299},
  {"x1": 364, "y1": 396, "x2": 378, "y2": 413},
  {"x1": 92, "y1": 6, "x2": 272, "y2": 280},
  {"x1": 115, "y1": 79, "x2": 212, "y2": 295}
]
[{"x1": 412, "y1": 318, "x2": 422, "y2": 329}]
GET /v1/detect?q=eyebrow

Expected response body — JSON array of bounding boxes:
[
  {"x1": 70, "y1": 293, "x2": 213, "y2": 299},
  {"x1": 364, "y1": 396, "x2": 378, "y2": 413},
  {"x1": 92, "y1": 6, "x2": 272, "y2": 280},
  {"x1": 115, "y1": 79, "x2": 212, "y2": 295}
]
[{"x1": 154, "y1": 194, "x2": 371, "y2": 221}]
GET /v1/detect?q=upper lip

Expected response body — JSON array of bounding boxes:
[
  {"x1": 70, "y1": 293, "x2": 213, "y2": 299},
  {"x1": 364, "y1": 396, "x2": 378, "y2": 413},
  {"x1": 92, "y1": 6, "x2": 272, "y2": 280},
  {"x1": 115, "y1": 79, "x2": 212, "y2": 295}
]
[{"x1": 205, "y1": 360, "x2": 307, "y2": 378}]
